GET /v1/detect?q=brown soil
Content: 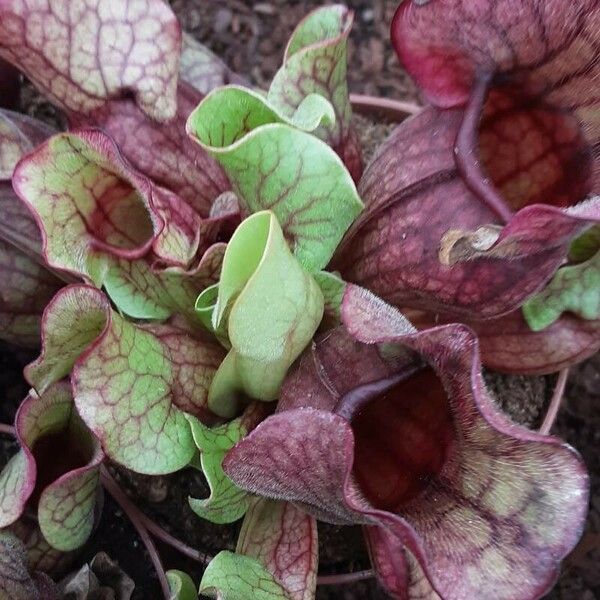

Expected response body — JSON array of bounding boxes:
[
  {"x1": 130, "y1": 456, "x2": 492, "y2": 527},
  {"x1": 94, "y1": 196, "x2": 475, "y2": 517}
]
[
  {"x1": 169, "y1": 0, "x2": 419, "y2": 103},
  {"x1": 1, "y1": 1, "x2": 598, "y2": 599}
]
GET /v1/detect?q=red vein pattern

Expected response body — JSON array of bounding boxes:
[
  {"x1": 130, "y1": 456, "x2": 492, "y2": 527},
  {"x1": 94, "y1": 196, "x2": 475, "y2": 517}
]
[
  {"x1": 0, "y1": 0, "x2": 182, "y2": 121},
  {"x1": 224, "y1": 285, "x2": 589, "y2": 600},
  {"x1": 238, "y1": 498, "x2": 318, "y2": 600},
  {"x1": 73, "y1": 82, "x2": 231, "y2": 215},
  {"x1": 0, "y1": 382, "x2": 103, "y2": 552},
  {"x1": 333, "y1": 0, "x2": 599, "y2": 373}
]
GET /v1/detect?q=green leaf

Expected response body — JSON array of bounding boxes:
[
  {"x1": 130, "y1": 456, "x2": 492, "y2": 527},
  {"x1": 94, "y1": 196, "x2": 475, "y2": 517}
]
[
  {"x1": 26, "y1": 285, "x2": 224, "y2": 475},
  {"x1": 104, "y1": 243, "x2": 226, "y2": 324},
  {"x1": 187, "y1": 88, "x2": 362, "y2": 271},
  {"x1": 13, "y1": 130, "x2": 201, "y2": 286},
  {"x1": 236, "y1": 498, "x2": 318, "y2": 600},
  {"x1": 207, "y1": 212, "x2": 324, "y2": 417},
  {"x1": 199, "y1": 551, "x2": 290, "y2": 600},
  {"x1": 186, "y1": 403, "x2": 267, "y2": 524},
  {"x1": 523, "y1": 248, "x2": 600, "y2": 330},
  {"x1": 0, "y1": 383, "x2": 103, "y2": 552},
  {"x1": 313, "y1": 271, "x2": 347, "y2": 328},
  {"x1": 167, "y1": 570, "x2": 197, "y2": 600},
  {"x1": 268, "y1": 5, "x2": 354, "y2": 150},
  {"x1": 186, "y1": 414, "x2": 250, "y2": 524}
]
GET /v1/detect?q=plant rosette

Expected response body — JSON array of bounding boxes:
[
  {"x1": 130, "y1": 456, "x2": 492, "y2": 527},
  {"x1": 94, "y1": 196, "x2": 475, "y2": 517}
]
[{"x1": 0, "y1": 2, "x2": 594, "y2": 600}]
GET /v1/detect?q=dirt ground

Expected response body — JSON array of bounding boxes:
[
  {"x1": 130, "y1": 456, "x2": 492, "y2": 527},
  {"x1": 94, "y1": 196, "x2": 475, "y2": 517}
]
[{"x1": 0, "y1": 1, "x2": 598, "y2": 599}]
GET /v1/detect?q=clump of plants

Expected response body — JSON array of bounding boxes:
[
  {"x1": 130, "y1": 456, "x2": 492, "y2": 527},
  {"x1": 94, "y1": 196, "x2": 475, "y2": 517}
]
[{"x1": 0, "y1": 1, "x2": 597, "y2": 599}]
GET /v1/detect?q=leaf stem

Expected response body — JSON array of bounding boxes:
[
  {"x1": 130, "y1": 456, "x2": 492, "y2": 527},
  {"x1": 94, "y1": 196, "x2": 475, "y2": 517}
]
[
  {"x1": 317, "y1": 568, "x2": 375, "y2": 585},
  {"x1": 350, "y1": 93, "x2": 421, "y2": 120},
  {"x1": 539, "y1": 368, "x2": 569, "y2": 435},
  {"x1": 100, "y1": 467, "x2": 171, "y2": 599},
  {"x1": 0, "y1": 423, "x2": 15, "y2": 436},
  {"x1": 139, "y1": 510, "x2": 213, "y2": 565}
]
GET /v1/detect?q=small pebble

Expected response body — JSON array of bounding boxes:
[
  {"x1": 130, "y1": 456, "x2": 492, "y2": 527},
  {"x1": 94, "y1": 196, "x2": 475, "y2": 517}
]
[{"x1": 362, "y1": 8, "x2": 374, "y2": 23}]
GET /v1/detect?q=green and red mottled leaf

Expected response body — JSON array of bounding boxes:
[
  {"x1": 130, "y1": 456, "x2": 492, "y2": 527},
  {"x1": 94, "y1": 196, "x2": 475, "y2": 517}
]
[
  {"x1": 13, "y1": 129, "x2": 202, "y2": 286},
  {"x1": 187, "y1": 86, "x2": 362, "y2": 272},
  {"x1": 186, "y1": 403, "x2": 267, "y2": 524},
  {"x1": 72, "y1": 82, "x2": 231, "y2": 214},
  {"x1": 0, "y1": 382, "x2": 103, "y2": 552},
  {"x1": 167, "y1": 569, "x2": 197, "y2": 600},
  {"x1": 104, "y1": 242, "x2": 227, "y2": 323},
  {"x1": 224, "y1": 285, "x2": 589, "y2": 600},
  {"x1": 236, "y1": 498, "x2": 317, "y2": 600},
  {"x1": 268, "y1": 4, "x2": 361, "y2": 180},
  {"x1": 523, "y1": 247, "x2": 600, "y2": 330},
  {"x1": 180, "y1": 33, "x2": 249, "y2": 95},
  {"x1": 200, "y1": 552, "x2": 290, "y2": 600},
  {"x1": 0, "y1": 0, "x2": 181, "y2": 121},
  {"x1": 26, "y1": 285, "x2": 224, "y2": 474},
  {"x1": 0, "y1": 111, "x2": 63, "y2": 346},
  {"x1": 0, "y1": 531, "x2": 41, "y2": 600},
  {"x1": 207, "y1": 212, "x2": 324, "y2": 417}
]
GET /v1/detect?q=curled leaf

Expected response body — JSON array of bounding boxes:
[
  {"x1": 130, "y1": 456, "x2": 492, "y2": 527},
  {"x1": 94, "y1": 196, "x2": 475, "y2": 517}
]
[
  {"x1": 268, "y1": 4, "x2": 361, "y2": 180},
  {"x1": 335, "y1": 107, "x2": 597, "y2": 320},
  {"x1": 186, "y1": 403, "x2": 267, "y2": 524},
  {"x1": 335, "y1": 0, "x2": 599, "y2": 377},
  {"x1": 0, "y1": 382, "x2": 103, "y2": 552},
  {"x1": 13, "y1": 129, "x2": 202, "y2": 286},
  {"x1": 224, "y1": 285, "x2": 589, "y2": 600},
  {"x1": 187, "y1": 87, "x2": 363, "y2": 271},
  {"x1": 207, "y1": 212, "x2": 324, "y2": 417},
  {"x1": 73, "y1": 82, "x2": 231, "y2": 214}
]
